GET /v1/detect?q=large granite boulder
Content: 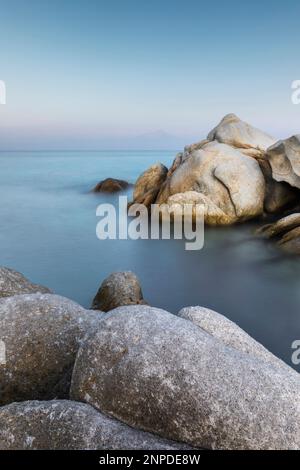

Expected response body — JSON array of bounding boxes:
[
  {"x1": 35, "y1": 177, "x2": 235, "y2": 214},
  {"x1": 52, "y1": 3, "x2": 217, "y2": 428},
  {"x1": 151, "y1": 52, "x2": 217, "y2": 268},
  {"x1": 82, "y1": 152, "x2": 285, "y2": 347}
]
[
  {"x1": 156, "y1": 141, "x2": 265, "y2": 225},
  {"x1": 0, "y1": 293, "x2": 102, "y2": 404},
  {"x1": 91, "y1": 271, "x2": 146, "y2": 311},
  {"x1": 71, "y1": 305, "x2": 300, "y2": 450},
  {"x1": 178, "y1": 306, "x2": 289, "y2": 371},
  {"x1": 130, "y1": 163, "x2": 168, "y2": 208},
  {"x1": 207, "y1": 113, "x2": 276, "y2": 158},
  {"x1": 0, "y1": 400, "x2": 190, "y2": 450},
  {"x1": 267, "y1": 135, "x2": 300, "y2": 189},
  {"x1": 0, "y1": 267, "x2": 51, "y2": 298}
]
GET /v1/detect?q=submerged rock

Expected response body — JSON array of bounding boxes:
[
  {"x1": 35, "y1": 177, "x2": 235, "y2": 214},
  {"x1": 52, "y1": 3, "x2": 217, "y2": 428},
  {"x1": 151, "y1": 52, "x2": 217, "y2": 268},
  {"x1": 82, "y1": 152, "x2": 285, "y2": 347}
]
[
  {"x1": 93, "y1": 178, "x2": 129, "y2": 193},
  {"x1": 257, "y1": 213, "x2": 300, "y2": 255},
  {"x1": 257, "y1": 213, "x2": 300, "y2": 238},
  {"x1": 267, "y1": 135, "x2": 300, "y2": 189},
  {"x1": 0, "y1": 293, "x2": 102, "y2": 405},
  {"x1": 71, "y1": 304, "x2": 300, "y2": 450},
  {"x1": 91, "y1": 271, "x2": 146, "y2": 312},
  {"x1": 0, "y1": 400, "x2": 190, "y2": 450},
  {"x1": 0, "y1": 267, "x2": 51, "y2": 299}
]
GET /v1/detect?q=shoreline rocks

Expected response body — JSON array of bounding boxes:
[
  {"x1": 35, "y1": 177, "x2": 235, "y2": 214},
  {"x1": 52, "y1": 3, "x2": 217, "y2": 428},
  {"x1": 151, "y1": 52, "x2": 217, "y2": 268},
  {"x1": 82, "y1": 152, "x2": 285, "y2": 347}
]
[
  {"x1": 0, "y1": 400, "x2": 191, "y2": 450},
  {"x1": 129, "y1": 114, "x2": 300, "y2": 225},
  {"x1": 70, "y1": 304, "x2": 300, "y2": 450}
]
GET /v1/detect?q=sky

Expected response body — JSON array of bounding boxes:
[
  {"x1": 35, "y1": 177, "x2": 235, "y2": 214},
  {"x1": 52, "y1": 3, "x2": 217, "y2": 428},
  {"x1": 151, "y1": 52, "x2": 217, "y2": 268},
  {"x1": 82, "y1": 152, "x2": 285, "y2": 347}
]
[{"x1": 0, "y1": 0, "x2": 300, "y2": 150}]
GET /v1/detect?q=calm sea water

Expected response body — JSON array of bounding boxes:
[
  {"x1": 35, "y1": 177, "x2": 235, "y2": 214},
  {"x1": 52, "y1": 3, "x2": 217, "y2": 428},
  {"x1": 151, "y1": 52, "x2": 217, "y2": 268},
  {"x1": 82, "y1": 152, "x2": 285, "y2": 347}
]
[{"x1": 1, "y1": 150, "x2": 300, "y2": 367}]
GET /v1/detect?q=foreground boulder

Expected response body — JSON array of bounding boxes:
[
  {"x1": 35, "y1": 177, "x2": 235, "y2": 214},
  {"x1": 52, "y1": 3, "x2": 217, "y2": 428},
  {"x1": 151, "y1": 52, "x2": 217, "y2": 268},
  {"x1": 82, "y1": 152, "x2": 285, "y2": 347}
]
[
  {"x1": 267, "y1": 135, "x2": 300, "y2": 189},
  {"x1": 71, "y1": 305, "x2": 300, "y2": 450},
  {"x1": 0, "y1": 294, "x2": 102, "y2": 404},
  {"x1": 93, "y1": 178, "x2": 129, "y2": 193},
  {"x1": 0, "y1": 267, "x2": 51, "y2": 298},
  {"x1": 156, "y1": 141, "x2": 265, "y2": 224},
  {"x1": 0, "y1": 400, "x2": 190, "y2": 450},
  {"x1": 178, "y1": 306, "x2": 290, "y2": 371},
  {"x1": 91, "y1": 271, "x2": 146, "y2": 311},
  {"x1": 131, "y1": 163, "x2": 168, "y2": 207}
]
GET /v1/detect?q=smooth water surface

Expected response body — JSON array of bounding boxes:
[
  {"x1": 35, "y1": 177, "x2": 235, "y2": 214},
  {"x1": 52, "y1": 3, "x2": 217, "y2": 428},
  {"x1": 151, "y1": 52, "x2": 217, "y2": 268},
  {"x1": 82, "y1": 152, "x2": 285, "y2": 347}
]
[{"x1": 1, "y1": 150, "x2": 300, "y2": 367}]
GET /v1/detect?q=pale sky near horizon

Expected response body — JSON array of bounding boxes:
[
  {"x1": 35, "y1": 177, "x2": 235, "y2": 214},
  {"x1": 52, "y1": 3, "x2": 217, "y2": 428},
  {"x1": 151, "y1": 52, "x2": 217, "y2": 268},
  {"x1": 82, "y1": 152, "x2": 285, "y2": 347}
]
[{"x1": 0, "y1": 0, "x2": 300, "y2": 149}]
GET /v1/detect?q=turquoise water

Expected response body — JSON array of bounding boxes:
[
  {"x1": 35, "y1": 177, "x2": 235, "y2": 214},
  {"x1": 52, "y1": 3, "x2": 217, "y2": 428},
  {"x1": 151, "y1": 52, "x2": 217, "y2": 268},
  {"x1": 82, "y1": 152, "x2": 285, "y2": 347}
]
[{"x1": 1, "y1": 150, "x2": 300, "y2": 367}]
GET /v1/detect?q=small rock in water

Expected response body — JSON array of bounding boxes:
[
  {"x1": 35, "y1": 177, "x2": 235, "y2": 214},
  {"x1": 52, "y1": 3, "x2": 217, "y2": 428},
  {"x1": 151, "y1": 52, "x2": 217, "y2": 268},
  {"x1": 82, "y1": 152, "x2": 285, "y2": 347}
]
[
  {"x1": 93, "y1": 178, "x2": 129, "y2": 193},
  {"x1": 91, "y1": 271, "x2": 147, "y2": 312}
]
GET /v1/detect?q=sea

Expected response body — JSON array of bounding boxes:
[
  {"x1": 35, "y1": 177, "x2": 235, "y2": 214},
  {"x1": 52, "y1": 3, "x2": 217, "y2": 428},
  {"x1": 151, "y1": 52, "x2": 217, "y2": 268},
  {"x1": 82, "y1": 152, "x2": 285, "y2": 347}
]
[{"x1": 1, "y1": 150, "x2": 300, "y2": 367}]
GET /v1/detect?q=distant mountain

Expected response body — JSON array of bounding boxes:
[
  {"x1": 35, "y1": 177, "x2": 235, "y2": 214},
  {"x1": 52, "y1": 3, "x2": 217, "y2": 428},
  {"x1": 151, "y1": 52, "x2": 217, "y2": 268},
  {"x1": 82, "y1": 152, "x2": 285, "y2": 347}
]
[{"x1": 0, "y1": 128, "x2": 197, "y2": 151}]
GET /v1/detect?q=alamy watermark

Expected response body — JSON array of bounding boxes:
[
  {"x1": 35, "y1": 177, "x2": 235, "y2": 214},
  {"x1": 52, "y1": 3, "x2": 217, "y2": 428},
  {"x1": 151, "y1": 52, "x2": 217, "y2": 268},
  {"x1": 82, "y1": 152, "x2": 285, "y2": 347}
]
[
  {"x1": 96, "y1": 196, "x2": 205, "y2": 250},
  {"x1": 291, "y1": 340, "x2": 300, "y2": 365},
  {"x1": 0, "y1": 80, "x2": 6, "y2": 104},
  {"x1": 0, "y1": 340, "x2": 6, "y2": 365},
  {"x1": 291, "y1": 80, "x2": 300, "y2": 105}
]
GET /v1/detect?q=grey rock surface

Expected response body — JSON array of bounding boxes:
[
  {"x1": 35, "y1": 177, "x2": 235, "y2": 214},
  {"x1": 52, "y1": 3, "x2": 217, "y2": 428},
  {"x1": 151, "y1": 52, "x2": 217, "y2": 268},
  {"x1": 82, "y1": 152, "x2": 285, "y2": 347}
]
[
  {"x1": 178, "y1": 306, "x2": 290, "y2": 371},
  {"x1": 0, "y1": 267, "x2": 51, "y2": 299},
  {"x1": 70, "y1": 305, "x2": 300, "y2": 450},
  {"x1": 0, "y1": 293, "x2": 102, "y2": 404},
  {"x1": 0, "y1": 400, "x2": 191, "y2": 450}
]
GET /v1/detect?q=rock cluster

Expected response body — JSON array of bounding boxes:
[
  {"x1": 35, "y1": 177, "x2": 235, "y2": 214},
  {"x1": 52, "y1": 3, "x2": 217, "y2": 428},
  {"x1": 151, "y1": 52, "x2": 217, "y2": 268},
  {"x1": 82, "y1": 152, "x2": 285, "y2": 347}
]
[
  {"x1": 1, "y1": 269, "x2": 300, "y2": 450},
  {"x1": 130, "y1": 114, "x2": 300, "y2": 225}
]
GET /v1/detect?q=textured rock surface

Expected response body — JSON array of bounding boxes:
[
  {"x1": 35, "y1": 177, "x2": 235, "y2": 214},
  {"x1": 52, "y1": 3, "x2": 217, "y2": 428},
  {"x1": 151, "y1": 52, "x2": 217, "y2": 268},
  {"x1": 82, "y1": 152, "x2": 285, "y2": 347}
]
[
  {"x1": 0, "y1": 267, "x2": 51, "y2": 298},
  {"x1": 207, "y1": 113, "x2": 276, "y2": 158},
  {"x1": 267, "y1": 135, "x2": 300, "y2": 189},
  {"x1": 257, "y1": 213, "x2": 300, "y2": 238},
  {"x1": 71, "y1": 305, "x2": 300, "y2": 450},
  {"x1": 159, "y1": 191, "x2": 233, "y2": 225},
  {"x1": 178, "y1": 306, "x2": 289, "y2": 371},
  {"x1": 257, "y1": 213, "x2": 300, "y2": 255},
  {"x1": 93, "y1": 178, "x2": 129, "y2": 193},
  {"x1": 156, "y1": 141, "x2": 265, "y2": 225},
  {"x1": 0, "y1": 294, "x2": 102, "y2": 404},
  {"x1": 131, "y1": 163, "x2": 168, "y2": 207},
  {"x1": 91, "y1": 271, "x2": 146, "y2": 312},
  {"x1": 258, "y1": 159, "x2": 298, "y2": 213},
  {"x1": 0, "y1": 400, "x2": 191, "y2": 450}
]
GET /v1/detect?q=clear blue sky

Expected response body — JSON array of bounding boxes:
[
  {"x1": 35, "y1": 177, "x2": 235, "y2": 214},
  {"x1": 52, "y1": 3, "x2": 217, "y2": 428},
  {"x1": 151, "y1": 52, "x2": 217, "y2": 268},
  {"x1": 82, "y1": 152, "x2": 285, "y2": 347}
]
[{"x1": 0, "y1": 0, "x2": 300, "y2": 149}]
